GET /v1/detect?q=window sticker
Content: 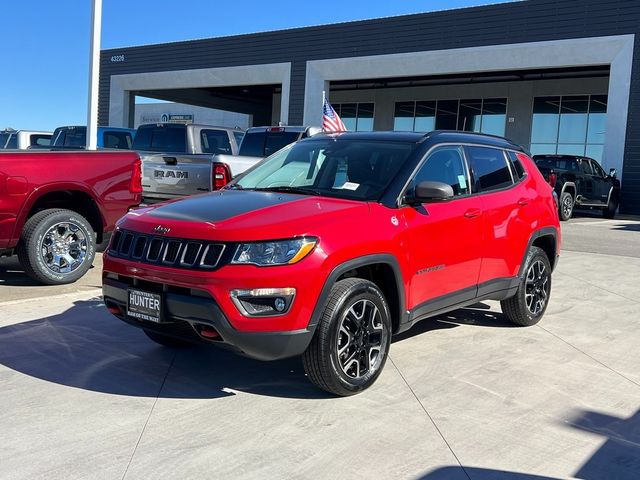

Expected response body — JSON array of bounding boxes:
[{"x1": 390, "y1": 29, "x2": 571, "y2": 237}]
[
  {"x1": 340, "y1": 182, "x2": 360, "y2": 191},
  {"x1": 457, "y1": 175, "x2": 467, "y2": 190}
]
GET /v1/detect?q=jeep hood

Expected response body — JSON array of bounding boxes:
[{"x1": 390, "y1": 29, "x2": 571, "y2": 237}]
[{"x1": 121, "y1": 190, "x2": 370, "y2": 242}]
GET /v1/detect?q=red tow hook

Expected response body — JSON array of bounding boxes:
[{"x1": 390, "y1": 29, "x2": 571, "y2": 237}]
[{"x1": 199, "y1": 327, "x2": 220, "y2": 339}]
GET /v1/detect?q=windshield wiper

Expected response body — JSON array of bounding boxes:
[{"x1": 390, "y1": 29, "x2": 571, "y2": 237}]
[{"x1": 253, "y1": 186, "x2": 321, "y2": 196}]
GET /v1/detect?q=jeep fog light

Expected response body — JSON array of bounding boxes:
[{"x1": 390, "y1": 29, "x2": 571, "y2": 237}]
[{"x1": 230, "y1": 288, "x2": 296, "y2": 317}]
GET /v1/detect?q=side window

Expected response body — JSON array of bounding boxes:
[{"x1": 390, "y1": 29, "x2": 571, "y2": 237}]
[
  {"x1": 201, "y1": 129, "x2": 232, "y2": 154},
  {"x1": 580, "y1": 159, "x2": 594, "y2": 175},
  {"x1": 507, "y1": 151, "x2": 526, "y2": 180},
  {"x1": 590, "y1": 159, "x2": 606, "y2": 177},
  {"x1": 31, "y1": 135, "x2": 51, "y2": 147},
  {"x1": 414, "y1": 146, "x2": 470, "y2": 196},
  {"x1": 466, "y1": 146, "x2": 513, "y2": 192}
]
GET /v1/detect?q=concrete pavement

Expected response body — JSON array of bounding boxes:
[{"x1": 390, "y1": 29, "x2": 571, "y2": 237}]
[{"x1": 0, "y1": 219, "x2": 639, "y2": 479}]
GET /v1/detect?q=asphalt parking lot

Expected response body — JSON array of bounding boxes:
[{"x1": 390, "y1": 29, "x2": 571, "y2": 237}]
[{"x1": 1, "y1": 214, "x2": 639, "y2": 479}]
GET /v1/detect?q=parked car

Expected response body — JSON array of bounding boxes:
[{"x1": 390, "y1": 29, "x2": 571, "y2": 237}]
[
  {"x1": 533, "y1": 154, "x2": 620, "y2": 220},
  {"x1": 133, "y1": 123, "x2": 245, "y2": 204},
  {"x1": 0, "y1": 129, "x2": 52, "y2": 149},
  {"x1": 0, "y1": 150, "x2": 142, "y2": 284},
  {"x1": 139, "y1": 125, "x2": 321, "y2": 204},
  {"x1": 50, "y1": 126, "x2": 136, "y2": 150},
  {"x1": 211, "y1": 125, "x2": 322, "y2": 177},
  {"x1": 103, "y1": 131, "x2": 560, "y2": 396}
]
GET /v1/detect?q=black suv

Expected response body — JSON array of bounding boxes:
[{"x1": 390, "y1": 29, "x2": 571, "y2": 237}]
[{"x1": 533, "y1": 155, "x2": 620, "y2": 220}]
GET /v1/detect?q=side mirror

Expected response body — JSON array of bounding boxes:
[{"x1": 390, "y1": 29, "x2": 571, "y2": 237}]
[
  {"x1": 408, "y1": 181, "x2": 454, "y2": 204},
  {"x1": 609, "y1": 168, "x2": 617, "y2": 179}
]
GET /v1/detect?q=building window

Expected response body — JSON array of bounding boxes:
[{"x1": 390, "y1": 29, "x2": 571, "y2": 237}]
[
  {"x1": 530, "y1": 95, "x2": 607, "y2": 162},
  {"x1": 394, "y1": 98, "x2": 507, "y2": 136},
  {"x1": 333, "y1": 103, "x2": 375, "y2": 131}
]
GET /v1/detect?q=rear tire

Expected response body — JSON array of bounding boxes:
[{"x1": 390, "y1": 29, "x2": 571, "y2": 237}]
[
  {"x1": 603, "y1": 195, "x2": 618, "y2": 219},
  {"x1": 559, "y1": 192, "x2": 574, "y2": 221},
  {"x1": 17, "y1": 208, "x2": 95, "y2": 285},
  {"x1": 302, "y1": 278, "x2": 392, "y2": 396},
  {"x1": 501, "y1": 246, "x2": 552, "y2": 327},
  {"x1": 143, "y1": 329, "x2": 193, "y2": 348}
]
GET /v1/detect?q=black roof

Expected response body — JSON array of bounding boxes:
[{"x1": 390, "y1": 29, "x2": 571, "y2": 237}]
[
  {"x1": 311, "y1": 131, "x2": 426, "y2": 143},
  {"x1": 306, "y1": 130, "x2": 524, "y2": 150}
]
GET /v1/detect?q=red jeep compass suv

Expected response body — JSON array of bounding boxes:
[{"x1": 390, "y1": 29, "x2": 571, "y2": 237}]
[{"x1": 103, "y1": 131, "x2": 560, "y2": 396}]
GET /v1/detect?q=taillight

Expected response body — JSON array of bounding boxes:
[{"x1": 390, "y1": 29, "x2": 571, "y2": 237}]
[
  {"x1": 130, "y1": 159, "x2": 143, "y2": 194},
  {"x1": 548, "y1": 171, "x2": 557, "y2": 188},
  {"x1": 212, "y1": 163, "x2": 231, "y2": 189}
]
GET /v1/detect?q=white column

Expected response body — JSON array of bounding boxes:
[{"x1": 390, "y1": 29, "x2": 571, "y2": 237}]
[{"x1": 86, "y1": 0, "x2": 102, "y2": 150}]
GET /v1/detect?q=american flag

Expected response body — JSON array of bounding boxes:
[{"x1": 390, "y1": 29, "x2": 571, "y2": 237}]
[{"x1": 322, "y1": 97, "x2": 347, "y2": 132}]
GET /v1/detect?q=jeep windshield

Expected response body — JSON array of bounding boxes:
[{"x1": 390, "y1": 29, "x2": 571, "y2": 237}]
[{"x1": 230, "y1": 138, "x2": 416, "y2": 201}]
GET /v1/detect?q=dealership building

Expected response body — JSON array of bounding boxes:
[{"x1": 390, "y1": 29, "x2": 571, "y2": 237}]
[{"x1": 99, "y1": 0, "x2": 640, "y2": 214}]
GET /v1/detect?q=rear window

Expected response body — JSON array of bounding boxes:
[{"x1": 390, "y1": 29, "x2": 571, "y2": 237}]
[
  {"x1": 239, "y1": 130, "x2": 300, "y2": 157},
  {"x1": 132, "y1": 125, "x2": 186, "y2": 152},
  {"x1": 52, "y1": 127, "x2": 86, "y2": 148},
  {"x1": 533, "y1": 156, "x2": 579, "y2": 172},
  {"x1": 466, "y1": 146, "x2": 513, "y2": 192},
  {"x1": 103, "y1": 131, "x2": 133, "y2": 149},
  {"x1": 200, "y1": 129, "x2": 232, "y2": 154}
]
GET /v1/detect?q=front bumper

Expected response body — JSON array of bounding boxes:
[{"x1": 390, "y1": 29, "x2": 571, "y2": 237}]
[{"x1": 103, "y1": 275, "x2": 315, "y2": 361}]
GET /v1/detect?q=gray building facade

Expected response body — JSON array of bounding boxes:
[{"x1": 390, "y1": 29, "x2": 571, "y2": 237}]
[{"x1": 99, "y1": 0, "x2": 640, "y2": 214}]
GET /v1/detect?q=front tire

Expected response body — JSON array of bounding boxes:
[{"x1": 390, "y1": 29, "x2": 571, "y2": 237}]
[
  {"x1": 559, "y1": 192, "x2": 574, "y2": 221},
  {"x1": 501, "y1": 246, "x2": 552, "y2": 327},
  {"x1": 302, "y1": 278, "x2": 392, "y2": 396},
  {"x1": 17, "y1": 208, "x2": 96, "y2": 285},
  {"x1": 603, "y1": 194, "x2": 618, "y2": 219}
]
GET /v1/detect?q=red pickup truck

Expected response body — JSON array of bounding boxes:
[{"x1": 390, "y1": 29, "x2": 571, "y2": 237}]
[{"x1": 1, "y1": 150, "x2": 142, "y2": 284}]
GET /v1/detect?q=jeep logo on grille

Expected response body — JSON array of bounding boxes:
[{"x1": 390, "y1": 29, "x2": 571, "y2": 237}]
[
  {"x1": 154, "y1": 170, "x2": 188, "y2": 179},
  {"x1": 153, "y1": 225, "x2": 171, "y2": 235}
]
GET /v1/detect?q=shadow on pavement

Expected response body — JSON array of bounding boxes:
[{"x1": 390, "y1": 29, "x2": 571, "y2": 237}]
[
  {"x1": 0, "y1": 256, "x2": 41, "y2": 287},
  {"x1": 0, "y1": 299, "x2": 329, "y2": 400},
  {"x1": 394, "y1": 303, "x2": 513, "y2": 343},
  {"x1": 567, "y1": 408, "x2": 640, "y2": 479},
  {"x1": 612, "y1": 223, "x2": 640, "y2": 232},
  {"x1": 418, "y1": 466, "x2": 560, "y2": 479}
]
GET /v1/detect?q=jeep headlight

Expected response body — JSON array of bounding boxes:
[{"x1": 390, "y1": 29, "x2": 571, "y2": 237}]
[{"x1": 231, "y1": 238, "x2": 317, "y2": 266}]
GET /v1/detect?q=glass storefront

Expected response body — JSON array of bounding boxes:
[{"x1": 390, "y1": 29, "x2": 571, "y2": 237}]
[
  {"x1": 530, "y1": 95, "x2": 607, "y2": 161},
  {"x1": 393, "y1": 98, "x2": 507, "y2": 136},
  {"x1": 333, "y1": 103, "x2": 375, "y2": 131}
]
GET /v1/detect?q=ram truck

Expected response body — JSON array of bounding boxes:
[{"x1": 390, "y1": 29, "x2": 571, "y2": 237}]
[
  {"x1": 139, "y1": 125, "x2": 321, "y2": 204},
  {"x1": 0, "y1": 150, "x2": 142, "y2": 284},
  {"x1": 134, "y1": 123, "x2": 246, "y2": 204},
  {"x1": 50, "y1": 126, "x2": 136, "y2": 150},
  {"x1": 103, "y1": 131, "x2": 560, "y2": 396}
]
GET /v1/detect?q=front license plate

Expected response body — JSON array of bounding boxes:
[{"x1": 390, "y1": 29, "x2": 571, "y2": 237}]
[{"x1": 127, "y1": 289, "x2": 162, "y2": 323}]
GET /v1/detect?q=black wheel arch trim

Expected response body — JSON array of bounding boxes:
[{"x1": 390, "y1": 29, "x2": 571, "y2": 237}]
[
  {"x1": 518, "y1": 227, "x2": 559, "y2": 276},
  {"x1": 560, "y1": 182, "x2": 576, "y2": 197},
  {"x1": 308, "y1": 254, "x2": 406, "y2": 333}
]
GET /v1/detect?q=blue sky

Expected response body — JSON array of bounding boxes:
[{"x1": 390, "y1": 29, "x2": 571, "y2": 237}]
[{"x1": 0, "y1": 0, "x2": 512, "y2": 131}]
